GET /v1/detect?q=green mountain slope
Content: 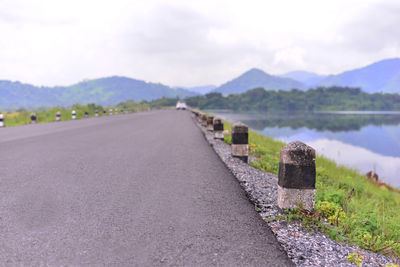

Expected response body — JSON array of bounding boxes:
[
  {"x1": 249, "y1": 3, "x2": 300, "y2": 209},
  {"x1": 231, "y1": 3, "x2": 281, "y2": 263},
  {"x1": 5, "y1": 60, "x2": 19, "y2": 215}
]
[
  {"x1": 0, "y1": 76, "x2": 197, "y2": 109},
  {"x1": 213, "y1": 68, "x2": 305, "y2": 95}
]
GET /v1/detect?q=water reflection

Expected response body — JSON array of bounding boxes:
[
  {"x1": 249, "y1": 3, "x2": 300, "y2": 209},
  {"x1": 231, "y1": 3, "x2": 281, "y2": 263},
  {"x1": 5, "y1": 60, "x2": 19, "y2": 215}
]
[
  {"x1": 209, "y1": 111, "x2": 400, "y2": 189},
  {"x1": 242, "y1": 113, "x2": 400, "y2": 132},
  {"x1": 308, "y1": 139, "x2": 400, "y2": 189}
]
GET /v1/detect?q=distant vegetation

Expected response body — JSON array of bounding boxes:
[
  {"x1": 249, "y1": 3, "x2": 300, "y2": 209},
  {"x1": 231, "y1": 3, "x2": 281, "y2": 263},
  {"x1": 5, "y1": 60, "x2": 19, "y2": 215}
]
[
  {"x1": 1, "y1": 101, "x2": 152, "y2": 127},
  {"x1": 186, "y1": 87, "x2": 400, "y2": 111},
  {"x1": 0, "y1": 97, "x2": 183, "y2": 127},
  {"x1": 6, "y1": 86, "x2": 399, "y2": 127}
]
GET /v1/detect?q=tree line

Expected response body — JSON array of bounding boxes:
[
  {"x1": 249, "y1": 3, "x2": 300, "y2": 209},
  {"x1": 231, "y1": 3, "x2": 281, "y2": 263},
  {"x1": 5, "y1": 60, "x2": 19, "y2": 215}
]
[{"x1": 182, "y1": 87, "x2": 400, "y2": 111}]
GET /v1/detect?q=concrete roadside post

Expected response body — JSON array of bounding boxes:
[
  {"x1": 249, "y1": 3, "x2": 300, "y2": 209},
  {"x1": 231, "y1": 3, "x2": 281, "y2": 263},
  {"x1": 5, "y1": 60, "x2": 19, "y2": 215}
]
[
  {"x1": 103, "y1": 110, "x2": 106, "y2": 116},
  {"x1": 213, "y1": 118, "x2": 224, "y2": 140},
  {"x1": 56, "y1": 111, "x2": 61, "y2": 121},
  {"x1": 109, "y1": 108, "x2": 113, "y2": 115},
  {"x1": 231, "y1": 122, "x2": 248, "y2": 163},
  {"x1": 201, "y1": 114, "x2": 207, "y2": 127},
  {"x1": 84, "y1": 111, "x2": 89, "y2": 118},
  {"x1": 30, "y1": 113, "x2": 37, "y2": 124},
  {"x1": 0, "y1": 114, "x2": 4, "y2": 127},
  {"x1": 72, "y1": 110, "x2": 76, "y2": 120},
  {"x1": 95, "y1": 109, "x2": 99, "y2": 117},
  {"x1": 206, "y1": 115, "x2": 214, "y2": 131},
  {"x1": 115, "y1": 109, "x2": 119, "y2": 115},
  {"x1": 277, "y1": 141, "x2": 316, "y2": 211}
]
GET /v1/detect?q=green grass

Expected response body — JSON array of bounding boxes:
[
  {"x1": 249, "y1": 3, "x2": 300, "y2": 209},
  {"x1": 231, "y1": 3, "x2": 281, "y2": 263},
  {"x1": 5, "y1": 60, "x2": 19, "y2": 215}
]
[
  {"x1": 0, "y1": 102, "x2": 151, "y2": 127},
  {"x1": 223, "y1": 120, "x2": 400, "y2": 258}
]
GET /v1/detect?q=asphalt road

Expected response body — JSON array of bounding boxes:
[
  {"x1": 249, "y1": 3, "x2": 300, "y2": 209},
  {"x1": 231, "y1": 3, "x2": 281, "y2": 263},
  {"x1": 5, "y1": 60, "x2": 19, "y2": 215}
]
[{"x1": 0, "y1": 110, "x2": 293, "y2": 266}]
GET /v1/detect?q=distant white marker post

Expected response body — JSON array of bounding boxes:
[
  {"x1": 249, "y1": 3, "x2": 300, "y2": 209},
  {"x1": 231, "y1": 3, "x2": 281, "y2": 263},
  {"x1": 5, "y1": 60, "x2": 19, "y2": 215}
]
[
  {"x1": 30, "y1": 113, "x2": 37, "y2": 124},
  {"x1": 0, "y1": 114, "x2": 4, "y2": 127},
  {"x1": 56, "y1": 111, "x2": 61, "y2": 121}
]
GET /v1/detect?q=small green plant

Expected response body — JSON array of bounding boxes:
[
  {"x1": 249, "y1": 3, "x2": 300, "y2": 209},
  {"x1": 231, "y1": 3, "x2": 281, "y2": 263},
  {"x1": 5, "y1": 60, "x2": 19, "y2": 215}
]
[
  {"x1": 347, "y1": 251, "x2": 363, "y2": 266},
  {"x1": 328, "y1": 209, "x2": 347, "y2": 226},
  {"x1": 315, "y1": 201, "x2": 339, "y2": 218}
]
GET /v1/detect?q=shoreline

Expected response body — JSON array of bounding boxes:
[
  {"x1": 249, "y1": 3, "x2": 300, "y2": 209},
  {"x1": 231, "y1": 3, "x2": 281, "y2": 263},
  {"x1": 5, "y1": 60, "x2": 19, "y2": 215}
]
[{"x1": 192, "y1": 112, "x2": 399, "y2": 266}]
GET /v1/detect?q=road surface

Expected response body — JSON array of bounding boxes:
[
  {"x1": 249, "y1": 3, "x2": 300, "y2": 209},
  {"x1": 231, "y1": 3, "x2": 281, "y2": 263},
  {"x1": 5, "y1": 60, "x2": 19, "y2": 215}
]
[{"x1": 0, "y1": 110, "x2": 293, "y2": 266}]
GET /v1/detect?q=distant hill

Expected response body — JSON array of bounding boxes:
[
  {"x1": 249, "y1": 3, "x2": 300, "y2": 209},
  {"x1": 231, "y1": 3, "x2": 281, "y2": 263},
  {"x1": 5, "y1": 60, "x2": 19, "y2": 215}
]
[
  {"x1": 213, "y1": 68, "x2": 305, "y2": 95},
  {"x1": 280, "y1": 71, "x2": 326, "y2": 86},
  {"x1": 0, "y1": 76, "x2": 197, "y2": 109},
  {"x1": 316, "y1": 58, "x2": 400, "y2": 93},
  {"x1": 174, "y1": 85, "x2": 216, "y2": 95}
]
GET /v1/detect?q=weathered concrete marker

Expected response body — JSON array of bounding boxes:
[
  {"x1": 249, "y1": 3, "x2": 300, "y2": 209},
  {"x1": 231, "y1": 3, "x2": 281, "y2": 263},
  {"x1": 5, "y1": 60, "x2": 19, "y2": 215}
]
[
  {"x1": 95, "y1": 109, "x2": 99, "y2": 117},
  {"x1": 109, "y1": 109, "x2": 113, "y2": 115},
  {"x1": 0, "y1": 114, "x2": 4, "y2": 127},
  {"x1": 30, "y1": 113, "x2": 37, "y2": 124},
  {"x1": 213, "y1": 118, "x2": 224, "y2": 140},
  {"x1": 206, "y1": 115, "x2": 214, "y2": 131},
  {"x1": 56, "y1": 111, "x2": 61, "y2": 121},
  {"x1": 231, "y1": 122, "x2": 248, "y2": 163},
  {"x1": 277, "y1": 141, "x2": 316, "y2": 211},
  {"x1": 197, "y1": 112, "x2": 203, "y2": 123},
  {"x1": 84, "y1": 111, "x2": 89, "y2": 118},
  {"x1": 201, "y1": 114, "x2": 207, "y2": 127},
  {"x1": 103, "y1": 110, "x2": 106, "y2": 115}
]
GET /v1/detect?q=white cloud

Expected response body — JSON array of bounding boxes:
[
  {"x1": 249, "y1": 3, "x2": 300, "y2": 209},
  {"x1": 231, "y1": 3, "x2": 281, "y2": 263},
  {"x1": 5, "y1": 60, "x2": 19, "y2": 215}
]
[{"x1": 0, "y1": 0, "x2": 399, "y2": 87}]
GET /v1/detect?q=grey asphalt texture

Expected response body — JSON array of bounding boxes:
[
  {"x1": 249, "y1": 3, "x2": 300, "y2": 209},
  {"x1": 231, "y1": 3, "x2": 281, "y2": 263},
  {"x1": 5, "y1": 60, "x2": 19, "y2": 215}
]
[{"x1": 0, "y1": 110, "x2": 293, "y2": 266}]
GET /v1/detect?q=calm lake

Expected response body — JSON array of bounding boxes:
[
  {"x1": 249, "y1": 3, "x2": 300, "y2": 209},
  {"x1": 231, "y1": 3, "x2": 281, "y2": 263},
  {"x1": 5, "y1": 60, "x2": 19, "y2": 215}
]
[{"x1": 208, "y1": 110, "x2": 400, "y2": 189}]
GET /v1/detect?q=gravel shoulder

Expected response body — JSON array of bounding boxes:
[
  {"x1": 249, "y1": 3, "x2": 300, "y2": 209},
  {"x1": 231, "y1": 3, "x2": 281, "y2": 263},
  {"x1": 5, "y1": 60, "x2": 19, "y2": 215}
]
[{"x1": 193, "y1": 114, "x2": 399, "y2": 267}]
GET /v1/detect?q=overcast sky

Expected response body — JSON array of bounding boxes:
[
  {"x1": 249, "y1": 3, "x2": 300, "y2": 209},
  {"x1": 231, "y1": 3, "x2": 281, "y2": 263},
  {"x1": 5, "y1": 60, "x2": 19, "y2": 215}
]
[{"x1": 1, "y1": 0, "x2": 399, "y2": 87}]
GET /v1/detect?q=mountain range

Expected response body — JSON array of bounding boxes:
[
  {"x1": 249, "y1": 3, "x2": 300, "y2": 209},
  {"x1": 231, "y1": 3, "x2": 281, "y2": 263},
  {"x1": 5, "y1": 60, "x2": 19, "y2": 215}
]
[
  {"x1": 279, "y1": 71, "x2": 326, "y2": 85},
  {"x1": 213, "y1": 68, "x2": 306, "y2": 94},
  {"x1": 173, "y1": 85, "x2": 216, "y2": 95},
  {"x1": 0, "y1": 76, "x2": 197, "y2": 109},
  {"x1": 313, "y1": 58, "x2": 400, "y2": 93},
  {"x1": 1, "y1": 58, "x2": 400, "y2": 109},
  {"x1": 212, "y1": 58, "x2": 400, "y2": 95}
]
